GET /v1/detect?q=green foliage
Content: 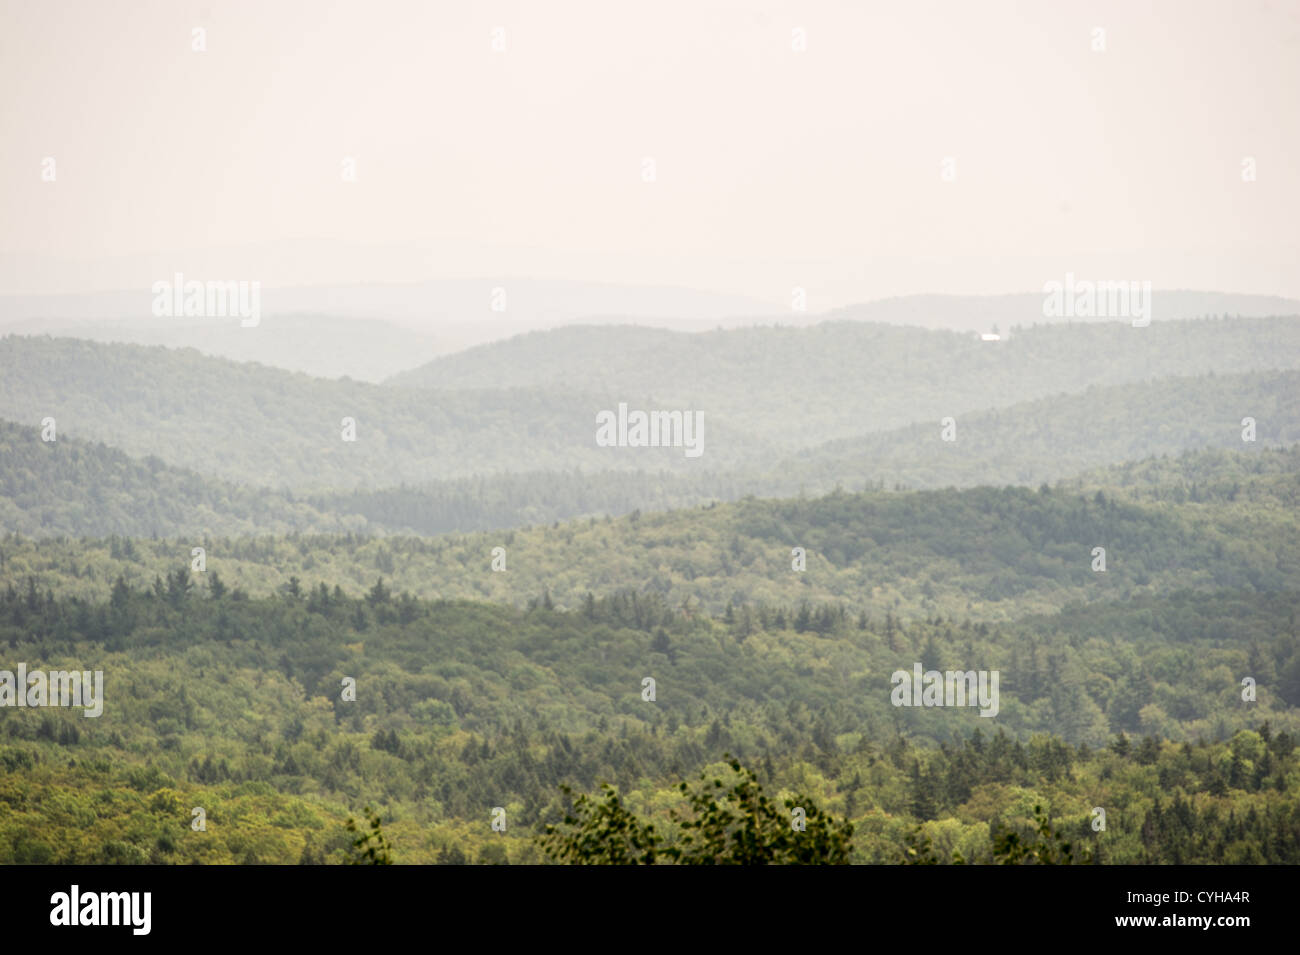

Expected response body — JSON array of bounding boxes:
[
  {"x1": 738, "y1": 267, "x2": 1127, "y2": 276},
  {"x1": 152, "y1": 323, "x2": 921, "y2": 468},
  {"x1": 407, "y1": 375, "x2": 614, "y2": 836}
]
[
  {"x1": 542, "y1": 758, "x2": 853, "y2": 864},
  {"x1": 541, "y1": 784, "x2": 662, "y2": 865},
  {"x1": 666, "y1": 758, "x2": 854, "y2": 864},
  {"x1": 990, "y1": 803, "x2": 1091, "y2": 865},
  {"x1": 0, "y1": 434, "x2": 1297, "y2": 865},
  {"x1": 345, "y1": 806, "x2": 393, "y2": 864}
]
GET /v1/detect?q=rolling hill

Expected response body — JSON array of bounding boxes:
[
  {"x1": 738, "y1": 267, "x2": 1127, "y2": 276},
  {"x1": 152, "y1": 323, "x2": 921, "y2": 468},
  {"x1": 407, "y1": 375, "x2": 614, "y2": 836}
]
[
  {"x1": 388, "y1": 316, "x2": 1300, "y2": 449},
  {"x1": 0, "y1": 336, "x2": 768, "y2": 489},
  {"x1": 3, "y1": 369, "x2": 1296, "y2": 538},
  {"x1": 6, "y1": 445, "x2": 1296, "y2": 627}
]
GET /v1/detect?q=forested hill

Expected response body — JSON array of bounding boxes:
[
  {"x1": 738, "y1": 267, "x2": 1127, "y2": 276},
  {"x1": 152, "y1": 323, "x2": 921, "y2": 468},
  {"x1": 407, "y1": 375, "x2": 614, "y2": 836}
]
[
  {"x1": 1064, "y1": 443, "x2": 1300, "y2": 497},
  {"x1": 0, "y1": 314, "x2": 442, "y2": 383},
  {"x1": 387, "y1": 316, "x2": 1300, "y2": 447},
  {"x1": 314, "y1": 369, "x2": 1300, "y2": 534},
  {"x1": 5, "y1": 445, "x2": 1296, "y2": 623},
  {"x1": 1, "y1": 575, "x2": 1296, "y2": 863},
  {"x1": 2, "y1": 318, "x2": 1295, "y2": 499},
  {"x1": 0, "y1": 336, "x2": 770, "y2": 489},
  {"x1": 0, "y1": 420, "x2": 352, "y2": 537},
  {"x1": 778, "y1": 368, "x2": 1300, "y2": 493},
  {"x1": 2, "y1": 368, "x2": 1296, "y2": 539}
]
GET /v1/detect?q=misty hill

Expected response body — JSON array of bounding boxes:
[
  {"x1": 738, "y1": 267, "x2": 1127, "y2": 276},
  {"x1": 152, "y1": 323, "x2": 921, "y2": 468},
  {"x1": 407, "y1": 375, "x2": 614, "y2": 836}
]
[
  {"x1": 5, "y1": 277, "x2": 1289, "y2": 339},
  {"x1": 779, "y1": 369, "x2": 1300, "y2": 492},
  {"x1": 2, "y1": 368, "x2": 1295, "y2": 539},
  {"x1": 0, "y1": 274, "x2": 774, "y2": 369},
  {"x1": 318, "y1": 369, "x2": 1300, "y2": 534},
  {"x1": 0, "y1": 336, "x2": 768, "y2": 489},
  {"x1": 0, "y1": 420, "x2": 362, "y2": 537},
  {"x1": 820, "y1": 291, "x2": 1300, "y2": 333},
  {"x1": 388, "y1": 317, "x2": 1300, "y2": 449},
  {"x1": 0, "y1": 314, "x2": 441, "y2": 383},
  {"x1": 0, "y1": 415, "x2": 722, "y2": 537},
  {"x1": 1064, "y1": 444, "x2": 1300, "y2": 501}
]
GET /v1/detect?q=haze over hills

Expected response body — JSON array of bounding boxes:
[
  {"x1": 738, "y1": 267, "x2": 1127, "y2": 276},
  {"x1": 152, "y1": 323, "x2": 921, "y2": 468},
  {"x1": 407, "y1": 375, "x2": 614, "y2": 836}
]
[
  {"x1": 3, "y1": 322, "x2": 1297, "y2": 526},
  {"x1": 314, "y1": 369, "x2": 1300, "y2": 536},
  {"x1": 3, "y1": 363, "x2": 1297, "y2": 537},
  {"x1": 0, "y1": 315, "x2": 441, "y2": 384},
  {"x1": 0, "y1": 277, "x2": 781, "y2": 328},
  {"x1": 5, "y1": 0, "x2": 1298, "y2": 873},
  {"x1": 3, "y1": 308, "x2": 1298, "y2": 868},
  {"x1": 2, "y1": 282, "x2": 1296, "y2": 382},
  {"x1": 0, "y1": 278, "x2": 782, "y2": 380},
  {"x1": 818, "y1": 291, "x2": 1300, "y2": 333},
  {"x1": 778, "y1": 368, "x2": 1300, "y2": 492},
  {"x1": 0, "y1": 336, "x2": 771, "y2": 489},
  {"x1": 390, "y1": 317, "x2": 1300, "y2": 448},
  {"x1": 0, "y1": 420, "x2": 353, "y2": 538}
]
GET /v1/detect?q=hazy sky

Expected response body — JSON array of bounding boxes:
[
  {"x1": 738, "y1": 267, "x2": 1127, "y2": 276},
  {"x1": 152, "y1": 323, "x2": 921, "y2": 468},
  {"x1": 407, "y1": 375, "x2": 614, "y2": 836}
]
[{"x1": 1, "y1": 0, "x2": 1297, "y2": 307}]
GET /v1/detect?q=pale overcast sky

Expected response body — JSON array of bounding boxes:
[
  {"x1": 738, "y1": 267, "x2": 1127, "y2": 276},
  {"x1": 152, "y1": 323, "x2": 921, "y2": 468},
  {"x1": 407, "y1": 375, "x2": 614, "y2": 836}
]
[{"x1": 1, "y1": 0, "x2": 1297, "y2": 307}]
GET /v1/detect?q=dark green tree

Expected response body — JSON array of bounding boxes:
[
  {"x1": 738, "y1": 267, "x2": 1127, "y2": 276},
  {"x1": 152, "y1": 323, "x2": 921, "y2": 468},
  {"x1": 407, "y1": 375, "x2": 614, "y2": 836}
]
[
  {"x1": 345, "y1": 806, "x2": 393, "y2": 865},
  {"x1": 991, "y1": 804, "x2": 1091, "y2": 865},
  {"x1": 541, "y1": 757, "x2": 853, "y2": 865}
]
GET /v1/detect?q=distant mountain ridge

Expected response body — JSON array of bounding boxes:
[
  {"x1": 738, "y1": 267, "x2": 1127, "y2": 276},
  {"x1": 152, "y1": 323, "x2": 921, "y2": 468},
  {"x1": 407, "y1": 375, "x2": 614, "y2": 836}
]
[
  {"x1": 0, "y1": 314, "x2": 440, "y2": 384},
  {"x1": 2, "y1": 284, "x2": 1294, "y2": 382},
  {"x1": 820, "y1": 290, "x2": 1300, "y2": 332}
]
